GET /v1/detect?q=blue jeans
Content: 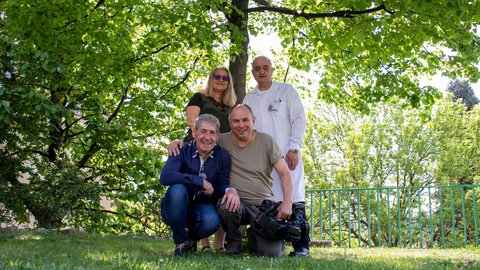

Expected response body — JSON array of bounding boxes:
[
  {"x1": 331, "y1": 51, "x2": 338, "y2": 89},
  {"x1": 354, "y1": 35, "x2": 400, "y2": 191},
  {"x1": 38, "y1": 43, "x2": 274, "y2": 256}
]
[{"x1": 161, "y1": 184, "x2": 220, "y2": 244}]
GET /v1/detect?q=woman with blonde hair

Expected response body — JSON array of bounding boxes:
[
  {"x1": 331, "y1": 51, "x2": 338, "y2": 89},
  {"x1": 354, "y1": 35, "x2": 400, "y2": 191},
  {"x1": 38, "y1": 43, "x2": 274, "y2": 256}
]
[{"x1": 183, "y1": 66, "x2": 236, "y2": 142}]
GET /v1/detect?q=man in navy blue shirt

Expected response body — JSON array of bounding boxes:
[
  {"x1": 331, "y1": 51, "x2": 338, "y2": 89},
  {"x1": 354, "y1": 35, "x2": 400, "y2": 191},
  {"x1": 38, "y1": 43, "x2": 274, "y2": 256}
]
[{"x1": 160, "y1": 114, "x2": 239, "y2": 257}]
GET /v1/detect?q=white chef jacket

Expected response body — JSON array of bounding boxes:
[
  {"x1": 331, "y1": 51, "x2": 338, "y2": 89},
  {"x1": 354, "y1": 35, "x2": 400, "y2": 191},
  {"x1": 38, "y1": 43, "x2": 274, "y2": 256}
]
[{"x1": 244, "y1": 81, "x2": 307, "y2": 202}]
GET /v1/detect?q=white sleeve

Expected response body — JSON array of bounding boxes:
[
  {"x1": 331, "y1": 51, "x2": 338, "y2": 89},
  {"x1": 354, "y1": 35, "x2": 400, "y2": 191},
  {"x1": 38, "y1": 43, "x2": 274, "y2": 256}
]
[{"x1": 287, "y1": 85, "x2": 306, "y2": 149}]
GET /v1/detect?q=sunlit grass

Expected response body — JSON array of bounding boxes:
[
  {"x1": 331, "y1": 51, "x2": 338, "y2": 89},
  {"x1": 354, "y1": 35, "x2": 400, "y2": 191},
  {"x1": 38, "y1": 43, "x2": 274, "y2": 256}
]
[
  {"x1": 16, "y1": 233, "x2": 45, "y2": 240},
  {"x1": 0, "y1": 229, "x2": 479, "y2": 269}
]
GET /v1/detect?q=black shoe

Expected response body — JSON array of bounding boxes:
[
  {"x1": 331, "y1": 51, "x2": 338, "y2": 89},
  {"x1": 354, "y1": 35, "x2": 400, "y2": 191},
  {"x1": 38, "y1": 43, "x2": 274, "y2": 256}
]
[
  {"x1": 288, "y1": 247, "x2": 310, "y2": 257},
  {"x1": 174, "y1": 240, "x2": 196, "y2": 257},
  {"x1": 225, "y1": 241, "x2": 242, "y2": 255}
]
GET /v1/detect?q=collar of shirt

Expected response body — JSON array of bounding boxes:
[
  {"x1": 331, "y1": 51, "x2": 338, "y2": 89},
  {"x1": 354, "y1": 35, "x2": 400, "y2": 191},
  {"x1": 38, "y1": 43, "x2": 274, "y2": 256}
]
[
  {"x1": 252, "y1": 81, "x2": 279, "y2": 95},
  {"x1": 191, "y1": 142, "x2": 216, "y2": 160}
]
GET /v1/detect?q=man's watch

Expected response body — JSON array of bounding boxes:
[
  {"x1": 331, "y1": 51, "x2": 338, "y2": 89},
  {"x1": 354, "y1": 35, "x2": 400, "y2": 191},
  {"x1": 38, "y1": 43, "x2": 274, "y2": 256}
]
[{"x1": 289, "y1": 149, "x2": 298, "y2": 154}]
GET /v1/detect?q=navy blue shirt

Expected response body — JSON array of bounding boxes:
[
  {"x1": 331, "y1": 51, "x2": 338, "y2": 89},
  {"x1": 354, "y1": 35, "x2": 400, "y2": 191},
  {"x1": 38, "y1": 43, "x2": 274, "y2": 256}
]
[{"x1": 160, "y1": 141, "x2": 232, "y2": 204}]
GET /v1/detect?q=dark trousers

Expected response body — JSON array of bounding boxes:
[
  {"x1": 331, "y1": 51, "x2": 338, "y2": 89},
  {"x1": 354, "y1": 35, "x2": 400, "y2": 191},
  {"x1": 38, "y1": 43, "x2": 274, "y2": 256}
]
[
  {"x1": 217, "y1": 200, "x2": 284, "y2": 257},
  {"x1": 291, "y1": 202, "x2": 310, "y2": 251}
]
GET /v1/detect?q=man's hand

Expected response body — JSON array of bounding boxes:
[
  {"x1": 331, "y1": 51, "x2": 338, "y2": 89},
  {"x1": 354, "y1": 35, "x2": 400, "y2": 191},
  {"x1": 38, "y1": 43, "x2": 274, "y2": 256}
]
[
  {"x1": 221, "y1": 188, "x2": 240, "y2": 212},
  {"x1": 167, "y1": 140, "x2": 184, "y2": 156},
  {"x1": 202, "y1": 179, "x2": 214, "y2": 196},
  {"x1": 285, "y1": 151, "x2": 298, "y2": 170},
  {"x1": 276, "y1": 201, "x2": 292, "y2": 220}
]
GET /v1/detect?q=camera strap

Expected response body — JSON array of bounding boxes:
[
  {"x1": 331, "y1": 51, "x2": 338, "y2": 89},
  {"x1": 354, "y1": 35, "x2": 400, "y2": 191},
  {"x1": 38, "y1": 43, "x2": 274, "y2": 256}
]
[{"x1": 244, "y1": 203, "x2": 282, "y2": 240}]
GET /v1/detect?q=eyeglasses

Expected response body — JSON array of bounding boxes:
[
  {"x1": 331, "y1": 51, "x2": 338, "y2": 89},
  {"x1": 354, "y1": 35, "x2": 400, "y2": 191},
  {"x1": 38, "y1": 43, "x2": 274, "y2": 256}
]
[{"x1": 213, "y1": 74, "x2": 230, "y2": 82}]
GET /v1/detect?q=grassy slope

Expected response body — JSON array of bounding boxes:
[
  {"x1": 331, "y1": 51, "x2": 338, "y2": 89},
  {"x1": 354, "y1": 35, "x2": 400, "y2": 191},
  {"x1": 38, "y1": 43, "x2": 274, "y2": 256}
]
[{"x1": 0, "y1": 230, "x2": 479, "y2": 270}]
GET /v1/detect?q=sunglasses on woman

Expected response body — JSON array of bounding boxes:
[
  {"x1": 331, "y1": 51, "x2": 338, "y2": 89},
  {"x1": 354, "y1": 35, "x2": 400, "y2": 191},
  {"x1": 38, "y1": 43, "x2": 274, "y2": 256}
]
[{"x1": 213, "y1": 74, "x2": 230, "y2": 82}]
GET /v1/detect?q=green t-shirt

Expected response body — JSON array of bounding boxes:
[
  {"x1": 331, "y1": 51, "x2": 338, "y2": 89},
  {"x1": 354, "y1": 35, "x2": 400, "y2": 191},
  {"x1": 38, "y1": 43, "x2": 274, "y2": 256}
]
[{"x1": 218, "y1": 132, "x2": 283, "y2": 206}]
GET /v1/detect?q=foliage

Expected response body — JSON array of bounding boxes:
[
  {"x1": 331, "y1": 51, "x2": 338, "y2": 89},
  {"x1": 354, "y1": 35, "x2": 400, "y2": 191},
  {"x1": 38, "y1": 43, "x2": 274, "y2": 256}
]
[
  {"x1": 304, "y1": 96, "x2": 480, "y2": 189},
  {"x1": 446, "y1": 80, "x2": 479, "y2": 110},
  {"x1": 0, "y1": 229, "x2": 479, "y2": 270},
  {"x1": 303, "y1": 97, "x2": 480, "y2": 248},
  {"x1": 1, "y1": 0, "x2": 480, "y2": 235},
  {"x1": 431, "y1": 99, "x2": 480, "y2": 185},
  {"x1": 0, "y1": 0, "x2": 231, "y2": 231},
  {"x1": 304, "y1": 103, "x2": 432, "y2": 190},
  {"x1": 237, "y1": 1, "x2": 480, "y2": 110}
]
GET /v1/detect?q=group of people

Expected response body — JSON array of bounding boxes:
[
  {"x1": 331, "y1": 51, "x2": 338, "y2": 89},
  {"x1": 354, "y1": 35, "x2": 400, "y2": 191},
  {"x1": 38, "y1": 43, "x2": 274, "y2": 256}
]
[{"x1": 159, "y1": 56, "x2": 309, "y2": 257}]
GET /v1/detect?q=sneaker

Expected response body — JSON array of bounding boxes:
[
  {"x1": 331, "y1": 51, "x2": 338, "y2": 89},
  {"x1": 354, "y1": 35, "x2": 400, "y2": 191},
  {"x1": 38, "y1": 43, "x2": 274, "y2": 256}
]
[
  {"x1": 174, "y1": 240, "x2": 196, "y2": 257},
  {"x1": 288, "y1": 247, "x2": 310, "y2": 257},
  {"x1": 225, "y1": 240, "x2": 242, "y2": 255}
]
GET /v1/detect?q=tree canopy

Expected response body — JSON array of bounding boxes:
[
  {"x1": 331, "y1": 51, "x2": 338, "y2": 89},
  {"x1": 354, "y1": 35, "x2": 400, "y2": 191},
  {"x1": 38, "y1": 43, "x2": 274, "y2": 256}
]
[
  {"x1": 1, "y1": 0, "x2": 479, "y2": 232},
  {"x1": 446, "y1": 80, "x2": 479, "y2": 110},
  {"x1": 1, "y1": 0, "x2": 220, "y2": 230},
  {"x1": 229, "y1": 0, "x2": 479, "y2": 110}
]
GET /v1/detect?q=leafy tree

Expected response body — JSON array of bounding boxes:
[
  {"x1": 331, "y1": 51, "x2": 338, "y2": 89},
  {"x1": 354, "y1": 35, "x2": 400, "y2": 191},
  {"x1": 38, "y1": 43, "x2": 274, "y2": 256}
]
[
  {"x1": 430, "y1": 100, "x2": 480, "y2": 246},
  {"x1": 304, "y1": 102, "x2": 437, "y2": 189},
  {"x1": 303, "y1": 97, "x2": 480, "y2": 247},
  {"x1": 0, "y1": 0, "x2": 229, "y2": 231},
  {"x1": 432, "y1": 99, "x2": 480, "y2": 185},
  {"x1": 446, "y1": 80, "x2": 479, "y2": 110},
  {"x1": 304, "y1": 101, "x2": 436, "y2": 245},
  {"x1": 1, "y1": 0, "x2": 480, "y2": 234},
  {"x1": 227, "y1": 1, "x2": 479, "y2": 110}
]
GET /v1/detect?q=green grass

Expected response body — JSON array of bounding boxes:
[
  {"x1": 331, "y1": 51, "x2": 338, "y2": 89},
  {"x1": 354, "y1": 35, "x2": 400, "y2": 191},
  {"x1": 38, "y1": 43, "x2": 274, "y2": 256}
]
[{"x1": 0, "y1": 229, "x2": 479, "y2": 270}]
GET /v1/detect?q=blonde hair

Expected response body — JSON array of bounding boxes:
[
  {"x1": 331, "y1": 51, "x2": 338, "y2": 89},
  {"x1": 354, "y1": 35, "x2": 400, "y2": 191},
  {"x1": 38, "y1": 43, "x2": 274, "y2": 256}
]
[{"x1": 203, "y1": 66, "x2": 237, "y2": 108}]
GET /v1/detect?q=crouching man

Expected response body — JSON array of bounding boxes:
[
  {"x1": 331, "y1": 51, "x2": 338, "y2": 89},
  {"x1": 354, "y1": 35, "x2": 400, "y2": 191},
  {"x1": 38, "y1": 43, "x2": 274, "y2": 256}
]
[
  {"x1": 159, "y1": 114, "x2": 238, "y2": 257},
  {"x1": 217, "y1": 104, "x2": 293, "y2": 257}
]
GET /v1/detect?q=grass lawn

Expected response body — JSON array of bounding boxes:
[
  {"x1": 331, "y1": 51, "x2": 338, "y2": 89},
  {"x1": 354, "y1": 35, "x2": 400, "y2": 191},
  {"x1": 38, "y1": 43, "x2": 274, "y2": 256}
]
[{"x1": 0, "y1": 229, "x2": 479, "y2": 270}]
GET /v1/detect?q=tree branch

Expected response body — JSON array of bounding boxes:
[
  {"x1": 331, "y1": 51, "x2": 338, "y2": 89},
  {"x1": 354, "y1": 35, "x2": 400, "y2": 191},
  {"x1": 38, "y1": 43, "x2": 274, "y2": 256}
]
[
  {"x1": 93, "y1": 0, "x2": 105, "y2": 9},
  {"x1": 77, "y1": 86, "x2": 128, "y2": 168},
  {"x1": 63, "y1": 117, "x2": 85, "y2": 143},
  {"x1": 159, "y1": 56, "x2": 200, "y2": 100},
  {"x1": 130, "y1": 44, "x2": 171, "y2": 63},
  {"x1": 246, "y1": 3, "x2": 394, "y2": 19},
  {"x1": 66, "y1": 92, "x2": 88, "y2": 110},
  {"x1": 31, "y1": 150, "x2": 51, "y2": 159},
  {"x1": 252, "y1": 0, "x2": 271, "y2": 7},
  {"x1": 106, "y1": 86, "x2": 129, "y2": 124},
  {"x1": 78, "y1": 143, "x2": 101, "y2": 168}
]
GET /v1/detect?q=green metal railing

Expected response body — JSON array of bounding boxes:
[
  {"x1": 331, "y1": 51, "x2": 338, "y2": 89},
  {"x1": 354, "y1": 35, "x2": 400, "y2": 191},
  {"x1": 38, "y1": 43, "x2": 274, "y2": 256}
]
[{"x1": 305, "y1": 185, "x2": 479, "y2": 248}]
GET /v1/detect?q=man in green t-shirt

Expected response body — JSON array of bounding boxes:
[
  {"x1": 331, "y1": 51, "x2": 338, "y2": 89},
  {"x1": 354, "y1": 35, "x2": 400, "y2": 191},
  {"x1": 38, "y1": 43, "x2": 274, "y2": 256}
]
[{"x1": 216, "y1": 104, "x2": 293, "y2": 257}]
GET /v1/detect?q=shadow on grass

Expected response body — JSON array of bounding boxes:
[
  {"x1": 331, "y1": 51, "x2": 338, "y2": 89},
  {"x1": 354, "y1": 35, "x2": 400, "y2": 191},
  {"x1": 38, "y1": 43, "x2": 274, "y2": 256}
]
[{"x1": 0, "y1": 229, "x2": 478, "y2": 269}]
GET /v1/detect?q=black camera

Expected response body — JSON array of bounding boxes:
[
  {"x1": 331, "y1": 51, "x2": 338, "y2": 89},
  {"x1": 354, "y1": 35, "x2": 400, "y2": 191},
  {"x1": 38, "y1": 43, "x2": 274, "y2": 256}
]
[{"x1": 252, "y1": 200, "x2": 304, "y2": 242}]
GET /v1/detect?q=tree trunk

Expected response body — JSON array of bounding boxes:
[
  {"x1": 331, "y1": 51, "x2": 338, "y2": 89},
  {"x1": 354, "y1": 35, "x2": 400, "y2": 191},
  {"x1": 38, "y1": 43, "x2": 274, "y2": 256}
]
[
  {"x1": 30, "y1": 205, "x2": 64, "y2": 229},
  {"x1": 227, "y1": 0, "x2": 249, "y2": 104}
]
